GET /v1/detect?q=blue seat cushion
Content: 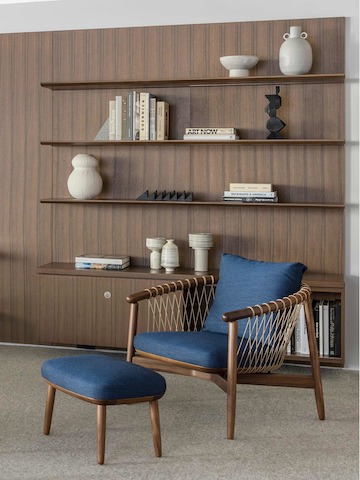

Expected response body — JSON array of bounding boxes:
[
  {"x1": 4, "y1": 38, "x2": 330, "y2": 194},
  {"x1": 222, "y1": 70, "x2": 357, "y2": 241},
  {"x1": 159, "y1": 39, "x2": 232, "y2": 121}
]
[
  {"x1": 41, "y1": 354, "x2": 166, "y2": 401},
  {"x1": 134, "y1": 331, "x2": 273, "y2": 370},
  {"x1": 203, "y1": 254, "x2": 307, "y2": 336}
]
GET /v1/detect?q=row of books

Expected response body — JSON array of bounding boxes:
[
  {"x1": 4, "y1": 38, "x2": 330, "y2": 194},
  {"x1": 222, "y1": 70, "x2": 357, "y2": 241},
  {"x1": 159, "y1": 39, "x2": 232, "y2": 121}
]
[
  {"x1": 223, "y1": 182, "x2": 279, "y2": 203},
  {"x1": 287, "y1": 300, "x2": 341, "y2": 357},
  {"x1": 106, "y1": 92, "x2": 169, "y2": 141},
  {"x1": 75, "y1": 254, "x2": 130, "y2": 271},
  {"x1": 183, "y1": 127, "x2": 239, "y2": 141}
]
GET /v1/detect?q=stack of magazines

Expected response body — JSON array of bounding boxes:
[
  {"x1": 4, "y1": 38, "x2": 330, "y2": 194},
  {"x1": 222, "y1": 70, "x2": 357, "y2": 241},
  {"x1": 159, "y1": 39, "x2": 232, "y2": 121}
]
[
  {"x1": 223, "y1": 183, "x2": 278, "y2": 203},
  {"x1": 75, "y1": 254, "x2": 130, "y2": 270}
]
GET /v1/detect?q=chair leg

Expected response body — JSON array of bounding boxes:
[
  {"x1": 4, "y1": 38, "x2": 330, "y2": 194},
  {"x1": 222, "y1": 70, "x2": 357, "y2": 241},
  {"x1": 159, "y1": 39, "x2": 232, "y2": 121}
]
[
  {"x1": 44, "y1": 384, "x2": 56, "y2": 435},
  {"x1": 96, "y1": 405, "x2": 106, "y2": 465},
  {"x1": 227, "y1": 321, "x2": 238, "y2": 440},
  {"x1": 149, "y1": 400, "x2": 162, "y2": 457},
  {"x1": 304, "y1": 297, "x2": 325, "y2": 420}
]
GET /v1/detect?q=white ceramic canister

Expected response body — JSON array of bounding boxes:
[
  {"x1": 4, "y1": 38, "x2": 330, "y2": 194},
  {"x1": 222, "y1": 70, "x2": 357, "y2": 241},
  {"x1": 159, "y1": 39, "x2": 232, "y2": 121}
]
[
  {"x1": 67, "y1": 153, "x2": 103, "y2": 199},
  {"x1": 279, "y1": 26, "x2": 313, "y2": 76},
  {"x1": 160, "y1": 239, "x2": 180, "y2": 273}
]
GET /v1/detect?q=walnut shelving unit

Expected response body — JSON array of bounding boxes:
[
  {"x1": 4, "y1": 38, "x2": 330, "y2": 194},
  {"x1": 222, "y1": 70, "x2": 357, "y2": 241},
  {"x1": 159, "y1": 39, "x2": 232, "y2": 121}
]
[{"x1": 37, "y1": 17, "x2": 345, "y2": 367}]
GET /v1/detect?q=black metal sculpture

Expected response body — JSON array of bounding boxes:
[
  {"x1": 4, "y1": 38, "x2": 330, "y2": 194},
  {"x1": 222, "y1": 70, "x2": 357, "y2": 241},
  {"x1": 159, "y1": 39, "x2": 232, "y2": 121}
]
[{"x1": 265, "y1": 86, "x2": 286, "y2": 139}]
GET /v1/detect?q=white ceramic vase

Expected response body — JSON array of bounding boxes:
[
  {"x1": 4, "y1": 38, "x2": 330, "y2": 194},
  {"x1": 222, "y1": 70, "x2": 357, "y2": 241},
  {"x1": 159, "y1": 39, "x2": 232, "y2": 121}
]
[
  {"x1": 189, "y1": 233, "x2": 213, "y2": 272},
  {"x1": 67, "y1": 153, "x2": 103, "y2": 199},
  {"x1": 146, "y1": 237, "x2": 166, "y2": 270},
  {"x1": 160, "y1": 239, "x2": 179, "y2": 273},
  {"x1": 279, "y1": 26, "x2": 313, "y2": 75}
]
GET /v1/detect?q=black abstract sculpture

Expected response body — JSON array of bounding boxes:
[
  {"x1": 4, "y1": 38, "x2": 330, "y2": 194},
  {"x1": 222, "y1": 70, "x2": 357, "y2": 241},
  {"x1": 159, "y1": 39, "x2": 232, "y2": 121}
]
[{"x1": 265, "y1": 86, "x2": 286, "y2": 139}]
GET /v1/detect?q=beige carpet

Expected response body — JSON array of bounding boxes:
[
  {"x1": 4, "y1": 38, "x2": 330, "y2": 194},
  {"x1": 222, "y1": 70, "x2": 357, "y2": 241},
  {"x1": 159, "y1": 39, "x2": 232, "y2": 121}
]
[{"x1": 0, "y1": 344, "x2": 358, "y2": 480}]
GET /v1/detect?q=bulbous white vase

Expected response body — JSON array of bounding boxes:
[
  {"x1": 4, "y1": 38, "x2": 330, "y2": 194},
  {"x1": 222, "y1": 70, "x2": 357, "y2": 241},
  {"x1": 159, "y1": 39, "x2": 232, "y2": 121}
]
[
  {"x1": 279, "y1": 26, "x2": 313, "y2": 75},
  {"x1": 161, "y1": 239, "x2": 179, "y2": 273},
  {"x1": 67, "y1": 154, "x2": 103, "y2": 199}
]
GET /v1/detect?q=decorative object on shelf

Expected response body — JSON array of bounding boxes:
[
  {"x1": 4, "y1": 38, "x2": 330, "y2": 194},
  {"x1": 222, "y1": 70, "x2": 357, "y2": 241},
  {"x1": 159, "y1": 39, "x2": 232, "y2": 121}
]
[
  {"x1": 279, "y1": 26, "x2": 313, "y2": 75},
  {"x1": 137, "y1": 190, "x2": 193, "y2": 202},
  {"x1": 264, "y1": 86, "x2": 286, "y2": 139},
  {"x1": 220, "y1": 55, "x2": 259, "y2": 77},
  {"x1": 146, "y1": 237, "x2": 166, "y2": 270},
  {"x1": 160, "y1": 239, "x2": 179, "y2": 273},
  {"x1": 67, "y1": 154, "x2": 103, "y2": 199},
  {"x1": 189, "y1": 233, "x2": 213, "y2": 272}
]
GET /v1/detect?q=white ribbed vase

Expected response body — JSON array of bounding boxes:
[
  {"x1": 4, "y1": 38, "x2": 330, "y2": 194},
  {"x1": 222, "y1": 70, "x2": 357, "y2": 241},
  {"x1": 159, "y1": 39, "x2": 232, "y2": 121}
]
[
  {"x1": 279, "y1": 26, "x2": 313, "y2": 75},
  {"x1": 161, "y1": 239, "x2": 179, "y2": 273},
  {"x1": 146, "y1": 237, "x2": 166, "y2": 270},
  {"x1": 67, "y1": 154, "x2": 103, "y2": 199},
  {"x1": 189, "y1": 233, "x2": 213, "y2": 272}
]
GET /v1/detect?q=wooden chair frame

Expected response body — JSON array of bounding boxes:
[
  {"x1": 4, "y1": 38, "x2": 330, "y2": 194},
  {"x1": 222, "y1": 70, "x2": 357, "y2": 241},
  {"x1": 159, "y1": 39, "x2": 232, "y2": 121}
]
[{"x1": 126, "y1": 276, "x2": 324, "y2": 439}]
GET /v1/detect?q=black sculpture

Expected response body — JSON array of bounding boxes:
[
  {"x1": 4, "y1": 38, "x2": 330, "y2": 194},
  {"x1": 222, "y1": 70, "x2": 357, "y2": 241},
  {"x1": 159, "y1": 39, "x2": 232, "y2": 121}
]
[{"x1": 265, "y1": 86, "x2": 286, "y2": 139}]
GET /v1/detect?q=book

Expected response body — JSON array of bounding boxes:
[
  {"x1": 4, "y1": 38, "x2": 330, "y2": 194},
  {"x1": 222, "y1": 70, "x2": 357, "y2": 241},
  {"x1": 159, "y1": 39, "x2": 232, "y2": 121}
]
[
  {"x1": 121, "y1": 96, "x2": 127, "y2": 140},
  {"x1": 322, "y1": 300, "x2": 330, "y2": 356},
  {"x1": 115, "y1": 95, "x2": 122, "y2": 140},
  {"x1": 313, "y1": 301, "x2": 320, "y2": 352},
  {"x1": 149, "y1": 96, "x2": 157, "y2": 140},
  {"x1": 139, "y1": 92, "x2": 155, "y2": 140},
  {"x1": 319, "y1": 300, "x2": 324, "y2": 356},
  {"x1": 229, "y1": 183, "x2": 273, "y2": 192},
  {"x1": 75, "y1": 261, "x2": 130, "y2": 270},
  {"x1": 133, "y1": 91, "x2": 140, "y2": 140},
  {"x1": 126, "y1": 91, "x2": 133, "y2": 140},
  {"x1": 223, "y1": 196, "x2": 278, "y2": 203},
  {"x1": 329, "y1": 300, "x2": 341, "y2": 357},
  {"x1": 223, "y1": 190, "x2": 278, "y2": 198},
  {"x1": 75, "y1": 254, "x2": 130, "y2": 265},
  {"x1": 185, "y1": 127, "x2": 237, "y2": 135},
  {"x1": 156, "y1": 101, "x2": 169, "y2": 140},
  {"x1": 184, "y1": 134, "x2": 239, "y2": 140},
  {"x1": 108, "y1": 100, "x2": 116, "y2": 140}
]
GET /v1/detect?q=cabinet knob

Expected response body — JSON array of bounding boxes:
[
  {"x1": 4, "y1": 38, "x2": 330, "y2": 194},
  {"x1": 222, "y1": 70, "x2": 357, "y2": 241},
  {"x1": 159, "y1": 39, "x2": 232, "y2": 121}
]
[{"x1": 104, "y1": 291, "x2": 111, "y2": 299}]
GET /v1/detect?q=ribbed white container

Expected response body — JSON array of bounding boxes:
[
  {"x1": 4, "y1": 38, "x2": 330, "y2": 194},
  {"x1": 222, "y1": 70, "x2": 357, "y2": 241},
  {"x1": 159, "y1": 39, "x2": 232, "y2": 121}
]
[
  {"x1": 67, "y1": 154, "x2": 103, "y2": 199},
  {"x1": 189, "y1": 233, "x2": 213, "y2": 272},
  {"x1": 160, "y1": 239, "x2": 180, "y2": 273},
  {"x1": 146, "y1": 237, "x2": 166, "y2": 270}
]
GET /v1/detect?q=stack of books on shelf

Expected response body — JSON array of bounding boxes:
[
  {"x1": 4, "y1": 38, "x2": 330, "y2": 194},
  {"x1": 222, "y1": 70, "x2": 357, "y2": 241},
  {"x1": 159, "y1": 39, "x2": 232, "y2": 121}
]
[
  {"x1": 223, "y1": 183, "x2": 278, "y2": 203},
  {"x1": 75, "y1": 254, "x2": 130, "y2": 271},
  {"x1": 183, "y1": 127, "x2": 239, "y2": 141},
  {"x1": 96, "y1": 92, "x2": 169, "y2": 141},
  {"x1": 287, "y1": 300, "x2": 341, "y2": 357}
]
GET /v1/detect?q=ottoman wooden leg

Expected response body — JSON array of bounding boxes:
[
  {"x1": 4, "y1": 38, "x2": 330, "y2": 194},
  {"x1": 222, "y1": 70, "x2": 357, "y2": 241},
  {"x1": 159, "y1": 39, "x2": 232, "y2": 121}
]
[
  {"x1": 44, "y1": 384, "x2": 56, "y2": 435},
  {"x1": 97, "y1": 405, "x2": 106, "y2": 465},
  {"x1": 149, "y1": 399, "x2": 162, "y2": 457}
]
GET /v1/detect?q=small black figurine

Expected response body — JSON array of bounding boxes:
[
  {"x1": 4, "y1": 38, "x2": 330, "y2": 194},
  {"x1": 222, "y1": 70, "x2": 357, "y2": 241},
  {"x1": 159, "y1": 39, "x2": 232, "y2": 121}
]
[{"x1": 265, "y1": 86, "x2": 286, "y2": 139}]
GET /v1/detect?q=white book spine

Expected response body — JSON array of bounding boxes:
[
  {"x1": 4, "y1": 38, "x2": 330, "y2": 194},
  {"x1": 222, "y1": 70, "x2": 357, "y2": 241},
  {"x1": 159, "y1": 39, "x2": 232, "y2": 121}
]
[
  {"x1": 323, "y1": 301, "x2": 330, "y2": 356},
  {"x1": 115, "y1": 95, "x2": 122, "y2": 140},
  {"x1": 185, "y1": 127, "x2": 236, "y2": 134},
  {"x1": 183, "y1": 134, "x2": 238, "y2": 140},
  {"x1": 229, "y1": 183, "x2": 273, "y2": 192},
  {"x1": 149, "y1": 97, "x2": 157, "y2": 140},
  {"x1": 108, "y1": 100, "x2": 116, "y2": 140},
  {"x1": 223, "y1": 191, "x2": 277, "y2": 198},
  {"x1": 319, "y1": 301, "x2": 324, "y2": 356}
]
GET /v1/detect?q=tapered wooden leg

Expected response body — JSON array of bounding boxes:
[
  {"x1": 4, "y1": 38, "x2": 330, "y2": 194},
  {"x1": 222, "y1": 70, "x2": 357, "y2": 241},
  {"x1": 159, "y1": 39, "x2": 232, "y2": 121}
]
[
  {"x1": 149, "y1": 400, "x2": 162, "y2": 457},
  {"x1": 227, "y1": 321, "x2": 238, "y2": 439},
  {"x1": 305, "y1": 297, "x2": 325, "y2": 420},
  {"x1": 97, "y1": 405, "x2": 106, "y2": 465},
  {"x1": 44, "y1": 384, "x2": 56, "y2": 435}
]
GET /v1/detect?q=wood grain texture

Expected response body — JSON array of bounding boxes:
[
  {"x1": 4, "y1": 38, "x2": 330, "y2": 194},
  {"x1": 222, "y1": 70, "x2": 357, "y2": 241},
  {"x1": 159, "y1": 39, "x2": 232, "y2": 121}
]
[{"x1": 0, "y1": 18, "x2": 345, "y2": 362}]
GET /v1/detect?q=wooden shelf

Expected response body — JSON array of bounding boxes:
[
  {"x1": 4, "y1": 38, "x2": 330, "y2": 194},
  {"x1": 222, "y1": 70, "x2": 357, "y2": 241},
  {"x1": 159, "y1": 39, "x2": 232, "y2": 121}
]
[
  {"x1": 41, "y1": 139, "x2": 345, "y2": 147},
  {"x1": 285, "y1": 353, "x2": 343, "y2": 368},
  {"x1": 41, "y1": 73, "x2": 345, "y2": 90},
  {"x1": 40, "y1": 198, "x2": 345, "y2": 208}
]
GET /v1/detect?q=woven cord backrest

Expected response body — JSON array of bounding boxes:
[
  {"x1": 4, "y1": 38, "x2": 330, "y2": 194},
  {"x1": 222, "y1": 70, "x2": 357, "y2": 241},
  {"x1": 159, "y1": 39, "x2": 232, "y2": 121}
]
[
  {"x1": 236, "y1": 285, "x2": 311, "y2": 374},
  {"x1": 145, "y1": 277, "x2": 217, "y2": 332}
]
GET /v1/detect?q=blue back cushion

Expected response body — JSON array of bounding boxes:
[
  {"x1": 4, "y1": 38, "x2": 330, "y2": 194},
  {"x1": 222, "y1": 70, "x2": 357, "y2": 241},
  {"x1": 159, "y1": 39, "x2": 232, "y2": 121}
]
[{"x1": 203, "y1": 254, "x2": 307, "y2": 336}]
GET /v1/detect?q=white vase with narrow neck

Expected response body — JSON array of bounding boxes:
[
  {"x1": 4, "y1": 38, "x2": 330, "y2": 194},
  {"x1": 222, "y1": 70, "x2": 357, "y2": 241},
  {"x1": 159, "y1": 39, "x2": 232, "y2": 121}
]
[
  {"x1": 67, "y1": 154, "x2": 103, "y2": 199},
  {"x1": 160, "y1": 239, "x2": 179, "y2": 273},
  {"x1": 279, "y1": 26, "x2": 313, "y2": 75},
  {"x1": 146, "y1": 237, "x2": 166, "y2": 270}
]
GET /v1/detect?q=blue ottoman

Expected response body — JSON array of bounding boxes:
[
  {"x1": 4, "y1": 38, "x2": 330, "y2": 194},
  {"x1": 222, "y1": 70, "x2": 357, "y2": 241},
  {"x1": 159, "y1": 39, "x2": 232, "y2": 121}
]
[{"x1": 41, "y1": 354, "x2": 166, "y2": 464}]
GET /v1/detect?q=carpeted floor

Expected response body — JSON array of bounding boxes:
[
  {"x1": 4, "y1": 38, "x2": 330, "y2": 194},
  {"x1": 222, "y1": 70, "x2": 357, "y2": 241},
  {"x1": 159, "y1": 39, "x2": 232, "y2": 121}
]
[{"x1": 0, "y1": 344, "x2": 358, "y2": 480}]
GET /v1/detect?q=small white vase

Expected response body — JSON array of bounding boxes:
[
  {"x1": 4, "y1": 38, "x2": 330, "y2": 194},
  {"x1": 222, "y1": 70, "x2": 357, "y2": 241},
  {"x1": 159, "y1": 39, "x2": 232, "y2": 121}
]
[
  {"x1": 279, "y1": 26, "x2": 313, "y2": 76},
  {"x1": 161, "y1": 239, "x2": 179, "y2": 273},
  {"x1": 67, "y1": 154, "x2": 103, "y2": 199},
  {"x1": 146, "y1": 237, "x2": 166, "y2": 270},
  {"x1": 189, "y1": 233, "x2": 213, "y2": 272}
]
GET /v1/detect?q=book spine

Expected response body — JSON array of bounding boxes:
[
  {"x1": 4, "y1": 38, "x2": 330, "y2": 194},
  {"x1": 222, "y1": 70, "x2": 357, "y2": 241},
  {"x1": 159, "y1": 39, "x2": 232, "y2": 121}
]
[
  {"x1": 319, "y1": 300, "x2": 324, "y2": 356},
  {"x1": 323, "y1": 300, "x2": 330, "y2": 356},
  {"x1": 139, "y1": 92, "x2": 147, "y2": 141},
  {"x1": 115, "y1": 95, "x2": 122, "y2": 140},
  {"x1": 126, "y1": 92, "x2": 133, "y2": 140},
  {"x1": 108, "y1": 100, "x2": 116, "y2": 140},
  {"x1": 223, "y1": 197, "x2": 278, "y2": 203},
  {"x1": 75, "y1": 262, "x2": 130, "y2": 270},
  {"x1": 184, "y1": 134, "x2": 238, "y2": 140},
  {"x1": 334, "y1": 301, "x2": 341, "y2": 357},
  {"x1": 149, "y1": 96, "x2": 157, "y2": 140},
  {"x1": 121, "y1": 96, "x2": 127, "y2": 140},
  {"x1": 329, "y1": 301, "x2": 336, "y2": 356},
  {"x1": 229, "y1": 183, "x2": 273, "y2": 192},
  {"x1": 299, "y1": 306, "x2": 309, "y2": 354},
  {"x1": 313, "y1": 300, "x2": 320, "y2": 352},
  {"x1": 185, "y1": 127, "x2": 236, "y2": 134},
  {"x1": 132, "y1": 91, "x2": 140, "y2": 140},
  {"x1": 156, "y1": 101, "x2": 169, "y2": 140},
  {"x1": 223, "y1": 191, "x2": 277, "y2": 198}
]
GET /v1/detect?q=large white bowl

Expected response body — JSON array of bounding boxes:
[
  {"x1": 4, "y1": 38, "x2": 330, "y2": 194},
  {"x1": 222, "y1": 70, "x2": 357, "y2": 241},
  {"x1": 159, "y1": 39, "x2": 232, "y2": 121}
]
[{"x1": 220, "y1": 55, "x2": 259, "y2": 77}]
